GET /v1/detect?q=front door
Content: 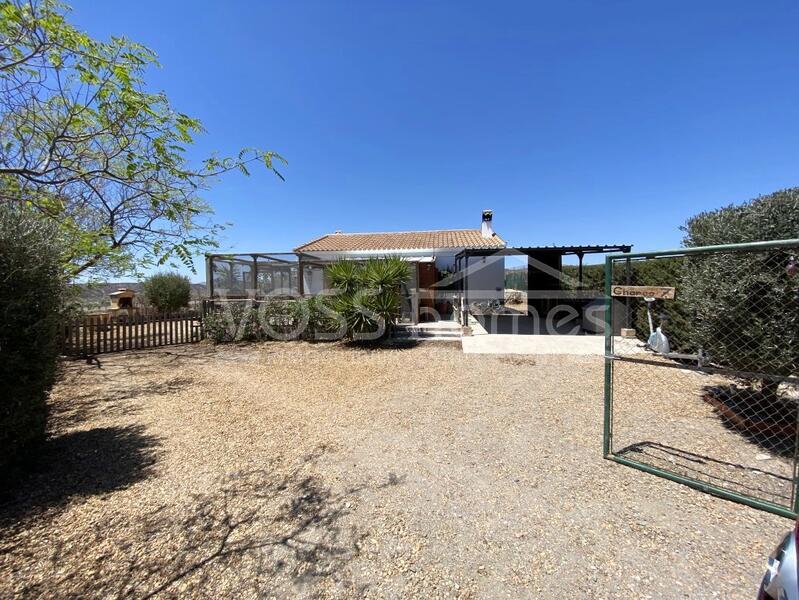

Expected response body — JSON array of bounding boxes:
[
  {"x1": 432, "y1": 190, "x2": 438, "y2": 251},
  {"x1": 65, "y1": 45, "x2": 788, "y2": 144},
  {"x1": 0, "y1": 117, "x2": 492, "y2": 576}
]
[
  {"x1": 398, "y1": 267, "x2": 417, "y2": 323},
  {"x1": 417, "y1": 262, "x2": 438, "y2": 322}
]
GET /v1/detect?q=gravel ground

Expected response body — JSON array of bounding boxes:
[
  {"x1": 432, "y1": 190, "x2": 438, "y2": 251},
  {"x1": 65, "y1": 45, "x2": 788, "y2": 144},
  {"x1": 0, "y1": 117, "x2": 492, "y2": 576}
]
[
  {"x1": 611, "y1": 359, "x2": 796, "y2": 508},
  {"x1": 0, "y1": 341, "x2": 791, "y2": 598}
]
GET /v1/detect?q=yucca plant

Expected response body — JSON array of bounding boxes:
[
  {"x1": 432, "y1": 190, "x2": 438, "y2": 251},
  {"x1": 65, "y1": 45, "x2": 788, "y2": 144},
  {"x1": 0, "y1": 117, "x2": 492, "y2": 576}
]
[
  {"x1": 367, "y1": 289, "x2": 402, "y2": 324},
  {"x1": 361, "y1": 257, "x2": 410, "y2": 291},
  {"x1": 325, "y1": 257, "x2": 409, "y2": 341},
  {"x1": 326, "y1": 260, "x2": 363, "y2": 294},
  {"x1": 333, "y1": 288, "x2": 380, "y2": 339}
]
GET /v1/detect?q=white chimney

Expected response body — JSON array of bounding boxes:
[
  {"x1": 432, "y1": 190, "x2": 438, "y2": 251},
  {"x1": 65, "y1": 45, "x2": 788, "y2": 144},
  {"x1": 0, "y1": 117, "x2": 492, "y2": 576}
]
[{"x1": 481, "y1": 209, "x2": 495, "y2": 238}]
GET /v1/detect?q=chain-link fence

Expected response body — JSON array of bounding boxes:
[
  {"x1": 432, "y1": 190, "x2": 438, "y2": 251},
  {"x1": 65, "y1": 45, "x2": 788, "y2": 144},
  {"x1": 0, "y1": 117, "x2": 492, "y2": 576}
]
[{"x1": 603, "y1": 239, "x2": 799, "y2": 518}]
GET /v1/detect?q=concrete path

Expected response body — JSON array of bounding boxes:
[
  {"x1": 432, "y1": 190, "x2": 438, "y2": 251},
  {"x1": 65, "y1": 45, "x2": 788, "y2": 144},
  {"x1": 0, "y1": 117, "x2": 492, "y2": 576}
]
[
  {"x1": 461, "y1": 334, "x2": 648, "y2": 355},
  {"x1": 462, "y1": 334, "x2": 605, "y2": 355}
]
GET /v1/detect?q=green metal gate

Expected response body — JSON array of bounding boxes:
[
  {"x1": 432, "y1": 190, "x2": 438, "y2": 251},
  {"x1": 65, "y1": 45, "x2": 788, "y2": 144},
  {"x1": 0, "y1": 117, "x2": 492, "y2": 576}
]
[{"x1": 603, "y1": 239, "x2": 799, "y2": 518}]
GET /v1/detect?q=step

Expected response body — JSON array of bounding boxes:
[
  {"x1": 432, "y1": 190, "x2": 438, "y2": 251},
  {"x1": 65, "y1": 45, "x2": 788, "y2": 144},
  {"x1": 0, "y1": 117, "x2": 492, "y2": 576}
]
[
  {"x1": 393, "y1": 332, "x2": 462, "y2": 341},
  {"x1": 395, "y1": 330, "x2": 462, "y2": 338},
  {"x1": 394, "y1": 322, "x2": 463, "y2": 339}
]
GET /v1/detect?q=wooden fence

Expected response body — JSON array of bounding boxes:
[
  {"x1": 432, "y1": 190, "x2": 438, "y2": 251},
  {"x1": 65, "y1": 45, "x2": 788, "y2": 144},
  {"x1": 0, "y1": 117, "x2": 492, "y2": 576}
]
[{"x1": 61, "y1": 310, "x2": 204, "y2": 356}]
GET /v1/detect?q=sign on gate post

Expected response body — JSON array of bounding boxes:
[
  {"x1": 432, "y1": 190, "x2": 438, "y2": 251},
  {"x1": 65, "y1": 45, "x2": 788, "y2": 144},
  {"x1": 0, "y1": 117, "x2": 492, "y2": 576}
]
[{"x1": 611, "y1": 285, "x2": 676, "y2": 299}]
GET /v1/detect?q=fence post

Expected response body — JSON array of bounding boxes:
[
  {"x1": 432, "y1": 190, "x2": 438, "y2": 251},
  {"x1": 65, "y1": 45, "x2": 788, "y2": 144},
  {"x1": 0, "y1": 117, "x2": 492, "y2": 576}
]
[
  {"x1": 60, "y1": 307, "x2": 208, "y2": 356},
  {"x1": 81, "y1": 315, "x2": 88, "y2": 356},
  {"x1": 60, "y1": 323, "x2": 68, "y2": 355},
  {"x1": 603, "y1": 255, "x2": 613, "y2": 458},
  {"x1": 90, "y1": 315, "x2": 96, "y2": 355}
]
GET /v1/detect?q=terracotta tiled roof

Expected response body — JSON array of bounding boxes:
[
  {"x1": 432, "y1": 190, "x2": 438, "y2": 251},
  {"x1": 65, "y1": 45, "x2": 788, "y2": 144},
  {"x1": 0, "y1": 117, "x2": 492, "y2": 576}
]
[{"x1": 294, "y1": 229, "x2": 505, "y2": 253}]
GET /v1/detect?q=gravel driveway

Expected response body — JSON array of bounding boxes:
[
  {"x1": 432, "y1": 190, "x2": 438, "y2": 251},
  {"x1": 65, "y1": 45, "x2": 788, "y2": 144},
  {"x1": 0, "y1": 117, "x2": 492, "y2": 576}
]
[{"x1": 0, "y1": 341, "x2": 789, "y2": 598}]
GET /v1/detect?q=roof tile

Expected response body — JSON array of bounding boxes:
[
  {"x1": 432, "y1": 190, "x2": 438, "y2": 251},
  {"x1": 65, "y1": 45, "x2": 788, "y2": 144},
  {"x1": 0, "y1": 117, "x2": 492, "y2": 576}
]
[{"x1": 294, "y1": 229, "x2": 505, "y2": 253}]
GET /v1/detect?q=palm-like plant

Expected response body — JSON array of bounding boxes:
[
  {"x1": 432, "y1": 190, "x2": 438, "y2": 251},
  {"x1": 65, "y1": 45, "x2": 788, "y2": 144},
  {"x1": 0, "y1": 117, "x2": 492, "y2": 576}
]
[
  {"x1": 367, "y1": 289, "x2": 402, "y2": 323},
  {"x1": 333, "y1": 288, "x2": 378, "y2": 338},
  {"x1": 325, "y1": 257, "x2": 410, "y2": 341},
  {"x1": 326, "y1": 260, "x2": 363, "y2": 293},
  {"x1": 361, "y1": 257, "x2": 410, "y2": 290}
]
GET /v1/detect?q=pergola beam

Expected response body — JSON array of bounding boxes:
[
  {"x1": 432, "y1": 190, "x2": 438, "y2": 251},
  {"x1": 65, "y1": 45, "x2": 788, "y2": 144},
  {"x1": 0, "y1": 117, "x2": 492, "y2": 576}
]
[{"x1": 455, "y1": 244, "x2": 632, "y2": 259}]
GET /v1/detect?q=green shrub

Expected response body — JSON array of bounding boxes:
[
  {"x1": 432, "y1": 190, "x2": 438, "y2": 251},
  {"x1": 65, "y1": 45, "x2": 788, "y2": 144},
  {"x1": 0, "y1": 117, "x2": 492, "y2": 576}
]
[
  {"x1": 0, "y1": 206, "x2": 65, "y2": 469},
  {"x1": 202, "y1": 298, "x2": 345, "y2": 343},
  {"x1": 327, "y1": 258, "x2": 410, "y2": 340},
  {"x1": 680, "y1": 188, "x2": 799, "y2": 397},
  {"x1": 325, "y1": 260, "x2": 362, "y2": 293},
  {"x1": 682, "y1": 188, "x2": 799, "y2": 247},
  {"x1": 258, "y1": 299, "x2": 307, "y2": 340},
  {"x1": 304, "y1": 296, "x2": 346, "y2": 340},
  {"x1": 143, "y1": 272, "x2": 191, "y2": 312},
  {"x1": 562, "y1": 263, "x2": 605, "y2": 291},
  {"x1": 203, "y1": 303, "x2": 259, "y2": 343}
]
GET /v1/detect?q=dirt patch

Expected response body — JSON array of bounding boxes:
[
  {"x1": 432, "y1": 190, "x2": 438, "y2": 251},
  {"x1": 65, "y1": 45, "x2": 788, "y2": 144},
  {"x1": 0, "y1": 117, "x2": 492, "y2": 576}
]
[
  {"x1": 0, "y1": 342, "x2": 788, "y2": 598},
  {"x1": 498, "y1": 354, "x2": 537, "y2": 366}
]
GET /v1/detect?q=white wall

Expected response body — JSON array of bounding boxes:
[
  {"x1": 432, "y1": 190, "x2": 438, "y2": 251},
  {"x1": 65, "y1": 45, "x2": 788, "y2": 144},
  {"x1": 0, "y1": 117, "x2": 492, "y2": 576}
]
[
  {"x1": 303, "y1": 266, "x2": 325, "y2": 295},
  {"x1": 299, "y1": 250, "x2": 506, "y2": 304},
  {"x1": 464, "y1": 255, "x2": 505, "y2": 301}
]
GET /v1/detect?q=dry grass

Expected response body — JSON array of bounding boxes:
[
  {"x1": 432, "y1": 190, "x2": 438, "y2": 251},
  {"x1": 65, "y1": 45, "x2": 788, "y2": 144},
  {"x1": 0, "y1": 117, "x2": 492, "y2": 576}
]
[{"x1": 0, "y1": 341, "x2": 790, "y2": 598}]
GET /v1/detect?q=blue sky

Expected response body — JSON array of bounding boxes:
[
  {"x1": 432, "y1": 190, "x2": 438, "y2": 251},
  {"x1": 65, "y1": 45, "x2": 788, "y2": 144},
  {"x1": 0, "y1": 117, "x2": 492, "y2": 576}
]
[{"x1": 68, "y1": 1, "x2": 799, "y2": 277}]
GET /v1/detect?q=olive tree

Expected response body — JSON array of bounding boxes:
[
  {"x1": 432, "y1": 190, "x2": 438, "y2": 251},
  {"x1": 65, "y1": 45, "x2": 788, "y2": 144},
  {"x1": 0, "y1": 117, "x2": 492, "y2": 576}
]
[
  {"x1": 0, "y1": 205, "x2": 65, "y2": 468},
  {"x1": 680, "y1": 188, "x2": 799, "y2": 399}
]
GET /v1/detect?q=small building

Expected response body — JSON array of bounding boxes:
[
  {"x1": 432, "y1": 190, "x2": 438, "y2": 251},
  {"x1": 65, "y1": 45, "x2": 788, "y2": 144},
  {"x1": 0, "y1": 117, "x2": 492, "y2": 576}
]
[
  {"x1": 204, "y1": 211, "x2": 631, "y2": 331},
  {"x1": 108, "y1": 288, "x2": 136, "y2": 312},
  {"x1": 206, "y1": 211, "x2": 506, "y2": 323}
]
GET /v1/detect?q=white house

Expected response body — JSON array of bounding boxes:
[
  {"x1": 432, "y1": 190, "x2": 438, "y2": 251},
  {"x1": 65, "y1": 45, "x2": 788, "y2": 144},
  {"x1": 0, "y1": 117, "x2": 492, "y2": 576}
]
[{"x1": 294, "y1": 210, "x2": 506, "y2": 323}]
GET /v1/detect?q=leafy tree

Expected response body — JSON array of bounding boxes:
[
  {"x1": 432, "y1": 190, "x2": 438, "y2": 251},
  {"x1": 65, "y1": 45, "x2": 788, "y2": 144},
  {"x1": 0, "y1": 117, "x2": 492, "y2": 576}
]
[
  {"x1": 680, "y1": 188, "x2": 799, "y2": 399},
  {"x1": 327, "y1": 257, "x2": 410, "y2": 340},
  {"x1": 0, "y1": 204, "x2": 65, "y2": 468},
  {"x1": 142, "y1": 271, "x2": 191, "y2": 312},
  {"x1": 0, "y1": 0, "x2": 284, "y2": 278}
]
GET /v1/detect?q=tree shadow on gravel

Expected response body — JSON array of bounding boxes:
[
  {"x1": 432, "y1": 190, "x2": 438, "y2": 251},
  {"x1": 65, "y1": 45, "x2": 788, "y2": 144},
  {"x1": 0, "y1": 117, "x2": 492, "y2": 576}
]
[
  {"x1": 50, "y1": 375, "x2": 195, "y2": 429},
  {"x1": 703, "y1": 383, "x2": 798, "y2": 458},
  {"x1": 341, "y1": 338, "x2": 460, "y2": 352},
  {"x1": 0, "y1": 425, "x2": 161, "y2": 526},
  {"x1": 4, "y1": 446, "x2": 404, "y2": 598}
]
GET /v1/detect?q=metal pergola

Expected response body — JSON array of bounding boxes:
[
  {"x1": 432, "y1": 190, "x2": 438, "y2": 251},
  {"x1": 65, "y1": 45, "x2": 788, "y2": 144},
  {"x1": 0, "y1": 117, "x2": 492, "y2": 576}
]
[
  {"x1": 453, "y1": 244, "x2": 632, "y2": 325},
  {"x1": 456, "y1": 244, "x2": 632, "y2": 287},
  {"x1": 205, "y1": 252, "x2": 302, "y2": 298}
]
